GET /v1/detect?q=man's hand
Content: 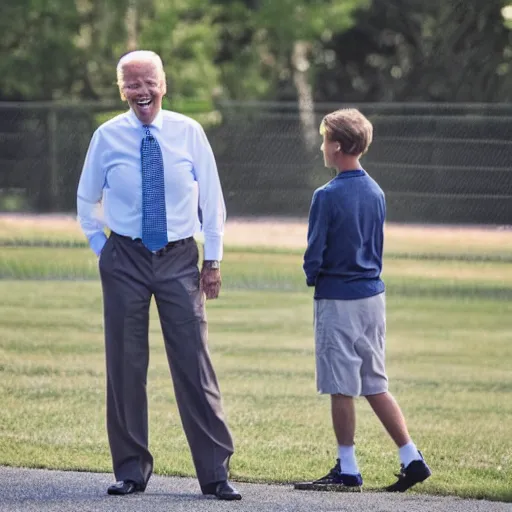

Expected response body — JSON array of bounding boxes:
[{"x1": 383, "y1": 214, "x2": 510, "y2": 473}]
[{"x1": 200, "y1": 262, "x2": 221, "y2": 300}]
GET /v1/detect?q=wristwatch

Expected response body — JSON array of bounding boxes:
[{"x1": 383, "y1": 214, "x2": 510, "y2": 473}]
[{"x1": 203, "y1": 260, "x2": 220, "y2": 270}]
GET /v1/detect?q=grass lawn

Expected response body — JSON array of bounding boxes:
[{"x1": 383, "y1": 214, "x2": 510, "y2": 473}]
[
  {"x1": 0, "y1": 280, "x2": 512, "y2": 500},
  {"x1": 1, "y1": 240, "x2": 512, "y2": 501}
]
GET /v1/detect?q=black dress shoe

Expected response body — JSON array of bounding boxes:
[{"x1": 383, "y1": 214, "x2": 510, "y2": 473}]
[
  {"x1": 202, "y1": 480, "x2": 242, "y2": 500},
  {"x1": 107, "y1": 480, "x2": 145, "y2": 495}
]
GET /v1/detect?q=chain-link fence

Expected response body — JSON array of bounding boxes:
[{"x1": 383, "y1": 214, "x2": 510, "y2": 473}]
[
  {"x1": 1, "y1": 100, "x2": 512, "y2": 224},
  {"x1": 214, "y1": 101, "x2": 512, "y2": 224}
]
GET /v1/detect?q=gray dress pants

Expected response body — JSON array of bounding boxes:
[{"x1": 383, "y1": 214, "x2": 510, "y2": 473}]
[{"x1": 98, "y1": 232, "x2": 234, "y2": 488}]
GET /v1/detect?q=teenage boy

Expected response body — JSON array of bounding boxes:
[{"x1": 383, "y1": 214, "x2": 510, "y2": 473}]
[{"x1": 295, "y1": 108, "x2": 431, "y2": 493}]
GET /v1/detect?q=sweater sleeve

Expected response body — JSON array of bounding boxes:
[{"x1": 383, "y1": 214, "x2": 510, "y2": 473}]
[{"x1": 303, "y1": 188, "x2": 330, "y2": 286}]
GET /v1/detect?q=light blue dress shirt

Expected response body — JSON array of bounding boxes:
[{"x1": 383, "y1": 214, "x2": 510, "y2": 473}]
[{"x1": 77, "y1": 109, "x2": 226, "y2": 260}]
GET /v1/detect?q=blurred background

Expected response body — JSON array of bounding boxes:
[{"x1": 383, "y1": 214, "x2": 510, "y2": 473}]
[{"x1": 1, "y1": 0, "x2": 512, "y2": 223}]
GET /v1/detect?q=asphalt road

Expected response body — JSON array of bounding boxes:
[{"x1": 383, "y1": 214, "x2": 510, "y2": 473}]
[{"x1": 1, "y1": 467, "x2": 511, "y2": 512}]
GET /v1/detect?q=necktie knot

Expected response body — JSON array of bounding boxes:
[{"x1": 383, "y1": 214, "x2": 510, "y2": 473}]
[{"x1": 143, "y1": 125, "x2": 152, "y2": 138}]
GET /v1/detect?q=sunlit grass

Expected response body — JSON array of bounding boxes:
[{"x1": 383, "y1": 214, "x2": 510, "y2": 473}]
[
  {"x1": 1, "y1": 218, "x2": 512, "y2": 501},
  {"x1": 1, "y1": 279, "x2": 512, "y2": 501},
  {"x1": 1, "y1": 216, "x2": 511, "y2": 260}
]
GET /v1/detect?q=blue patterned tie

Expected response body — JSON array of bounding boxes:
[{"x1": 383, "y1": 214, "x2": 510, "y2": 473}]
[{"x1": 141, "y1": 125, "x2": 168, "y2": 251}]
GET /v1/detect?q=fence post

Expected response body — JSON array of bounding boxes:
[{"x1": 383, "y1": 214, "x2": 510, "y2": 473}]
[{"x1": 47, "y1": 107, "x2": 59, "y2": 210}]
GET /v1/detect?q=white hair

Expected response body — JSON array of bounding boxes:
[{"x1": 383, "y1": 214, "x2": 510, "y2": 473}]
[{"x1": 116, "y1": 50, "x2": 166, "y2": 100}]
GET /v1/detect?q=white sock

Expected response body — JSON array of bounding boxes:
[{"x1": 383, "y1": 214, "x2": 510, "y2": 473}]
[
  {"x1": 399, "y1": 441, "x2": 421, "y2": 467},
  {"x1": 338, "y1": 445, "x2": 360, "y2": 475}
]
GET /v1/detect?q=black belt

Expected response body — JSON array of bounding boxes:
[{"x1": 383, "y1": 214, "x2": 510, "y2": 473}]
[
  {"x1": 154, "y1": 236, "x2": 194, "y2": 256},
  {"x1": 111, "y1": 232, "x2": 194, "y2": 256}
]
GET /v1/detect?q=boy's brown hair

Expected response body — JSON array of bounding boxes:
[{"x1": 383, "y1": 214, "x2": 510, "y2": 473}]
[{"x1": 320, "y1": 108, "x2": 373, "y2": 156}]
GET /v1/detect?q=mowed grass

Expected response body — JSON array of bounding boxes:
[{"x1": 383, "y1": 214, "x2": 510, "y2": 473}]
[
  {"x1": 0, "y1": 219, "x2": 512, "y2": 501},
  {"x1": 2, "y1": 246, "x2": 512, "y2": 302},
  {"x1": 2, "y1": 215, "x2": 512, "y2": 260},
  {"x1": 0, "y1": 282, "x2": 511, "y2": 501}
]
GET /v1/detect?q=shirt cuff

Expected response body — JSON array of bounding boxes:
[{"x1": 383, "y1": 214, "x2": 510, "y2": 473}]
[
  {"x1": 89, "y1": 232, "x2": 108, "y2": 256},
  {"x1": 203, "y1": 234, "x2": 223, "y2": 261}
]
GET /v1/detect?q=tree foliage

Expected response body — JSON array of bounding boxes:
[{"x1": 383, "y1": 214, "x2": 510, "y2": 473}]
[
  {"x1": 0, "y1": 0, "x2": 136, "y2": 100},
  {"x1": 1, "y1": 0, "x2": 512, "y2": 102},
  {"x1": 0, "y1": 0, "x2": 84, "y2": 100},
  {"x1": 212, "y1": 0, "x2": 368, "y2": 100},
  {"x1": 314, "y1": 0, "x2": 512, "y2": 102},
  {"x1": 138, "y1": 0, "x2": 221, "y2": 101}
]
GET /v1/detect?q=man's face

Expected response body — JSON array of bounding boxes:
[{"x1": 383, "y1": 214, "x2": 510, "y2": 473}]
[
  {"x1": 121, "y1": 61, "x2": 166, "y2": 125},
  {"x1": 321, "y1": 133, "x2": 337, "y2": 168}
]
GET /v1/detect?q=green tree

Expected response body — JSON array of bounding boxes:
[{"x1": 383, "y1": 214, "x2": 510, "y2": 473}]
[
  {"x1": 314, "y1": 0, "x2": 512, "y2": 102},
  {"x1": 0, "y1": 0, "x2": 222, "y2": 103},
  {"x1": 0, "y1": 0, "x2": 137, "y2": 101},
  {"x1": 213, "y1": 0, "x2": 369, "y2": 148},
  {"x1": 138, "y1": 0, "x2": 221, "y2": 104},
  {"x1": 0, "y1": 0, "x2": 84, "y2": 100}
]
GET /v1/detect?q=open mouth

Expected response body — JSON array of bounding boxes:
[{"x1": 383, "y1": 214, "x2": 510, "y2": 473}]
[{"x1": 136, "y1": 98, "x2": 152, "y2": 110}]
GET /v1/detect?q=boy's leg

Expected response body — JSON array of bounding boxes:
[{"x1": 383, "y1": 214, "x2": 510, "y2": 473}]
[
  {"x1": 294, "y1": 300, "x2": 363, "y2": 491},
  {"x1": 295, "y1": 392, "x2": 363, "y2": 491},
  {"x1": 332, "y1": 394, "x2": 356, "y2": 446},
  {"x1": 366, "y1": 391, "x2": 432, "y2": 491},
  {"x1": 317, "y1": 299, "x2": 360, "y2": 472},
  {"x1": 332, "y1": 394, "x2": 361, "y2": 477},
  {"x1": 365, "y1": 392, "x2": 410, "y2": 448},
  {"x1": 359, "y1": 293, "x2": 431, "y2": 492}
]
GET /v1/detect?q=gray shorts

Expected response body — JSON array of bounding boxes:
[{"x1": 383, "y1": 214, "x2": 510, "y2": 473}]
[{"x1": 314, "y1": 293, "x2": 388, "y2": 397}]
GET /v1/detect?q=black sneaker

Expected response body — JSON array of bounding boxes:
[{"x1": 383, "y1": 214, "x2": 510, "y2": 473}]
[
  {"x1": 294, "y1": 459, "x2": 363, "y2": 492},
  {"x1": 385, "y1": 453, "x2": 431, "y2": 492}
]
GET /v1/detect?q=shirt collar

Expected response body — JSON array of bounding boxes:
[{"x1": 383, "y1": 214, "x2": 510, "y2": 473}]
[
  {"x1": 334, "y1": 169, "x2": 365, "y2": 180},
  {"x1": 127, "y1": 108, "x2": 164, "y2": 131}
]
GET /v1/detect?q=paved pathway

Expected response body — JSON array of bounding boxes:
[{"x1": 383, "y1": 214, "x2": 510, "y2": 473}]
[{"x1": 1, "y1": 467, "x2": 511, "y2": 512}]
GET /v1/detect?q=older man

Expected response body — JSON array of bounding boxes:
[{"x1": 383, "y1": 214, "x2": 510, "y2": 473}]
[{"x1": 77, "y1": 50, "x2": 240, "y2": 501}]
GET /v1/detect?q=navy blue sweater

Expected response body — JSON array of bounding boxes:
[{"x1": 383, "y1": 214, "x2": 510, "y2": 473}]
[{"x1": 303, "y1": 169, "x2": 386, "y2": 300}]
